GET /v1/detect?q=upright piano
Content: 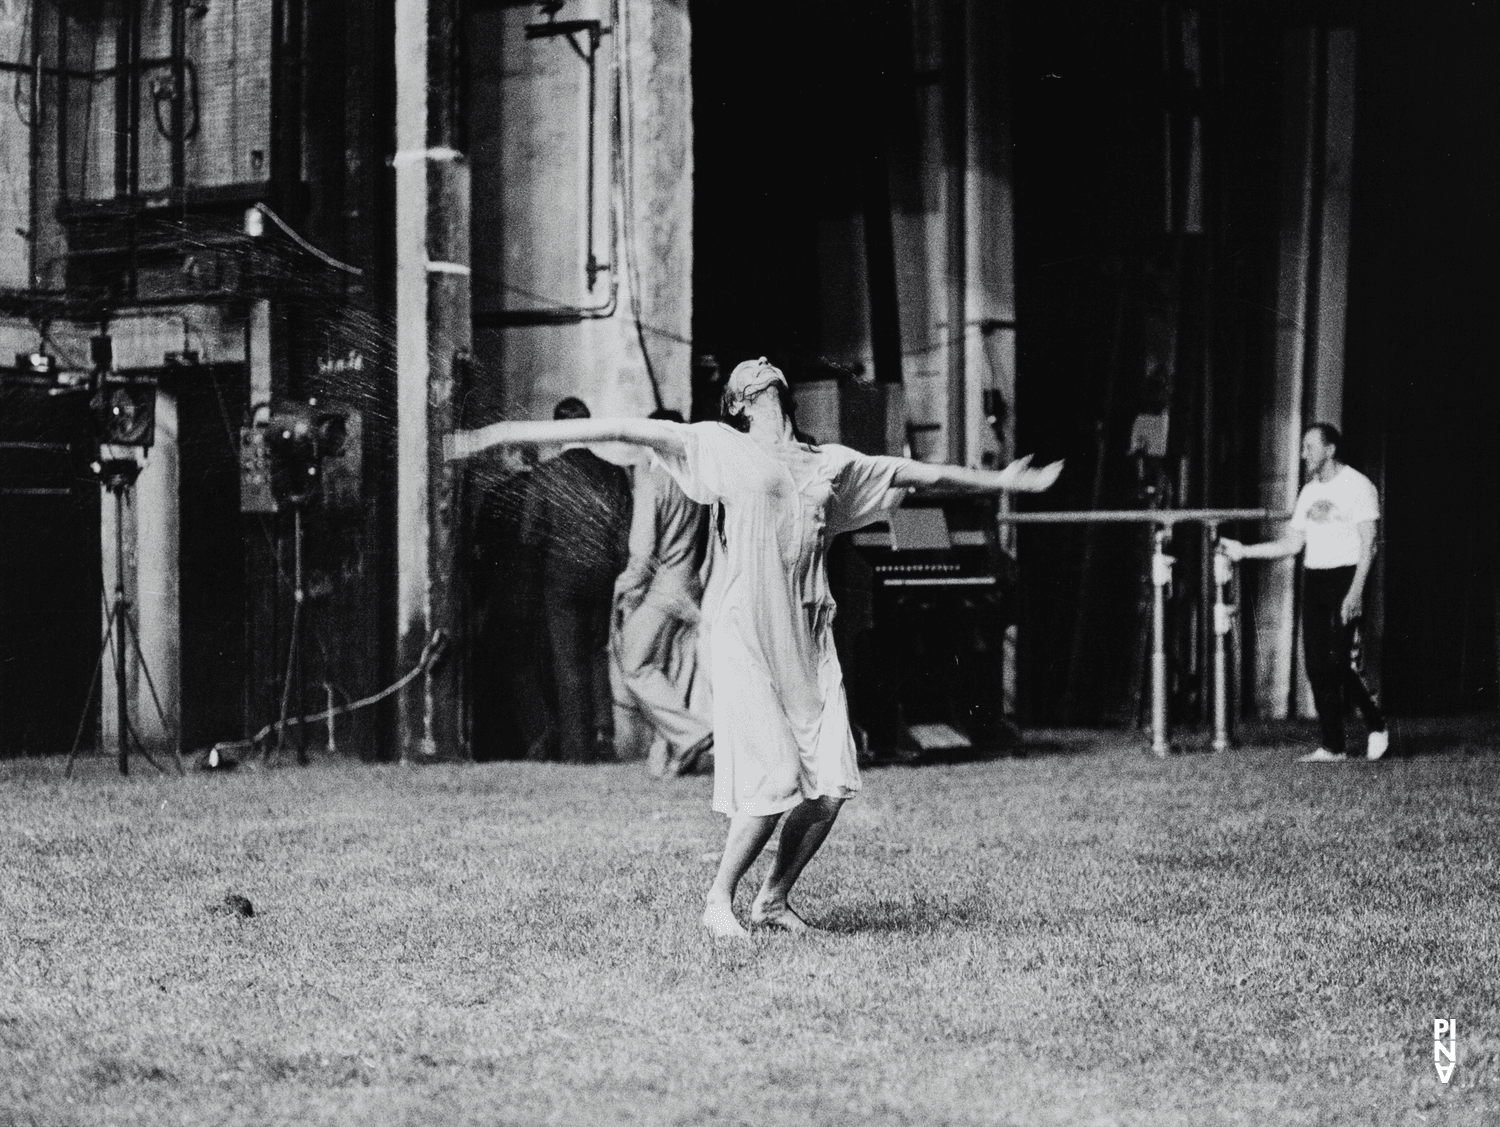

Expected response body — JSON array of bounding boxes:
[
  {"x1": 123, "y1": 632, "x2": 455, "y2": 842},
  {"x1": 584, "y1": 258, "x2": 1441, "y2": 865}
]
[{"x1": 831, "y1": 492, "x2": 1018, "y2": 759}]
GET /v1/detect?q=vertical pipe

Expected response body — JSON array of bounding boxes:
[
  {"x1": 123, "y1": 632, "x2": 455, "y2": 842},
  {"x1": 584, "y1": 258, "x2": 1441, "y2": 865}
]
[
  {"x1": 1211, "y1": 529, "x2": 1230, "y2": 751},
  {"x1": 170, "y1": 0, "x2": 186, "y2": 191},
  {"x1": 114, "y1": 4, "x2": 131, "y2": 196},
  {"x1": 270, "y1": 0, "x2": 306, "y2": 209},
  {"x1": 1151, "y1": 528, "x2": 1173, "y2": 756},
  {"x1": 27, "y1": 0, "x2": 42, "y2": 289},
  {"x1": 941, "y1": 0, "x2": 966, "y2": 465},
  {"x1": 294, "y1": 506, "x2": 307, "y2": 762},
  {"x1": 584, "y1": 31, "x2": 598, "y2": 289},
  {"x1": 57, "y1": 13, "x2": 69, "y2": 206},
  {"x1": 128, "y1": 0, "x2": 141, "y2": 196},
  {"x1": 114, "y1": 487, "x2": 130, "y2": 775}
]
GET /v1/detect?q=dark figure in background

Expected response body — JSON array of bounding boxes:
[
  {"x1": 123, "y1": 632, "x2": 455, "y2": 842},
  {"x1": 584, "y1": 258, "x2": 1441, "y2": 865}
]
[
  {"x1": 614, "y1": 408, "x2": 714, "y2": 776},
  {"x1": 472, "y1": 447, "x2": 555, "y2": 760},
  {"x1": 522, "y1": 397, "x2": 632, "y2": 762},
  {"x1": 1221, "y1": 423, "x2": 1390, "y2": 762}
]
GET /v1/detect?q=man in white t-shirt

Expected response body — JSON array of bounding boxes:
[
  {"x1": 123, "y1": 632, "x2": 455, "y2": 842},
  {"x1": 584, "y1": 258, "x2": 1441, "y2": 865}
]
[{"x1": 1221, "y1": 423, "x2": 1390, "y2": 762}]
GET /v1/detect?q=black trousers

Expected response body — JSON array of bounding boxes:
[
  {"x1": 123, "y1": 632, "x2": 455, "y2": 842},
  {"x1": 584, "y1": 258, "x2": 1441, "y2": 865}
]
[
  {"x1": 544, "y1": 584, "x2": 615, "y2": 763},
  {"x1": 1302, "y1": 566, "x2": 1386, "y2": 755}
]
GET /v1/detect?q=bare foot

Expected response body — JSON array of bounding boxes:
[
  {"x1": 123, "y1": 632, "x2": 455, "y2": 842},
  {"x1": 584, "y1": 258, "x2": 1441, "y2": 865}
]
[
  {"x1": 749, "y1": 896, "x2": 817, "y2": 935},
  {"x1": 701, "y1": 897, "x2": 750, "y2": 939}
]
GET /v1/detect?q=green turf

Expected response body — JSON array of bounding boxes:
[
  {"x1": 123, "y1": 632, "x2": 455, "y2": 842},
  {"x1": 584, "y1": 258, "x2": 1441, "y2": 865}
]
[{"x1": 2, "y1": 731, "x2": 1497, "y2": 1126}]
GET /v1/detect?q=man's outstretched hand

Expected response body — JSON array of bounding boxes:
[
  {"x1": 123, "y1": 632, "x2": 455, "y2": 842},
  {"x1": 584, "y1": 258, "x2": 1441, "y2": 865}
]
[{"x1": 998, "y1": 454, "x2": 1064, "y2": 493}]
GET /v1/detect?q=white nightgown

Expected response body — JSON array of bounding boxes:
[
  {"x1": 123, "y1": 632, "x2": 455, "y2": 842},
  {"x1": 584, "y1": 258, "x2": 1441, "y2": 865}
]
[{"x1": 654, "y1": 422, "x2": 908, "y2": 816}]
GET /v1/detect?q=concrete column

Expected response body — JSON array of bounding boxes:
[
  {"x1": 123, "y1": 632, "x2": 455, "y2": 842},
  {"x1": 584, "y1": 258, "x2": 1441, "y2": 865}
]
[
  {"x1": 891, "y1": 0, "x2": 943, "y2": 453},
  {"x1": 395, "y1": 0, "x2": 472, "y2": 759},
  {"x1": 962, "y1": 0, "x2": 1018, "y2": 716},
  {"x1": 1254, "y1": 30, "x2": 1317, "y2": 721},
  {"x1": 963, "y1": 0, "x2": 1015, "y2": 474},
  {"x1": 99, "y1": 393, "x2": 179, "y2": 753},
  {"x1": 1254, "y1": 27, "x2": 1357, "y2": 720},
  {"x1": 1309, "y1": 29, "x2": 1356, "y2": 426}
]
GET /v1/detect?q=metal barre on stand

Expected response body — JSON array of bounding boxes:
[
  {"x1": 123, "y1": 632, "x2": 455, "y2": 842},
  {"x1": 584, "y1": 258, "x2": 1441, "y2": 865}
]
[{"x1": 995, "y1": 508, "x2": 1288, "y2": 756}]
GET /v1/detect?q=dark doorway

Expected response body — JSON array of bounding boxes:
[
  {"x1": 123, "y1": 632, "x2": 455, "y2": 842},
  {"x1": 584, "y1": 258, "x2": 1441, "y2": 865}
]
[{"x1": 0, "y1": 382, "x2": 100, "y2": 757}]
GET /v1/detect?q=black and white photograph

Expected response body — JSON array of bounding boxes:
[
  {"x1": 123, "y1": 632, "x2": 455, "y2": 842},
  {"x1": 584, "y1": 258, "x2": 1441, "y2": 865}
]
[{"x1": 1, "y1": 0, "x2": 1496, "y2": 1122}]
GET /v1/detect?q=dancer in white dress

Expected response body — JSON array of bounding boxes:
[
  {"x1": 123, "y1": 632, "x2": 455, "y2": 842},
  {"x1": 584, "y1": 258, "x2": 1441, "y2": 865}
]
[{"x1": 446, "y1": 358, "x2": 1061, "y2": 938}]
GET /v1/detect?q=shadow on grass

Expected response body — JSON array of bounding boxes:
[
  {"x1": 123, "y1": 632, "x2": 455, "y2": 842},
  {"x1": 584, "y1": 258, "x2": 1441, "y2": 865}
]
[
  {"x1": 861, "y1": 729, "x2": 1104, "y2": 770},
  {"x1": 1236, "y1": 713, "x2": 1500, "y2": 760},
  {"x1": 815, "y1": 896, "x2": 986, "y2": 936}
]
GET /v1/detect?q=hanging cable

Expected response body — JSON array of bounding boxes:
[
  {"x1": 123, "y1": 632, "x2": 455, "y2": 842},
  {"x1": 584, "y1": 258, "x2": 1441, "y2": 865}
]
[
  {"x1": 205, "y1": 630, "x2": 448, "y2": 761},
  {"x1": 613, "y1": 0, "x2": 664, "y2": 410},
  {"x1": 251, "y1": 202, "x2": 364, "y2": 276}
]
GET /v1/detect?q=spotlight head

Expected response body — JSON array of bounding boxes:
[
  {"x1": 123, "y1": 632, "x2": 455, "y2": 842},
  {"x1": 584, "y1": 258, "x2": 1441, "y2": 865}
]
[
  {"x1": 16, "y1": 352, "x2": 56, "y2": 375},
  {"x1": 265, "y1": 403, "x2": 320, "y2": 507},
  {"x1": 255, "y1": 398, "x2": 356, "y2": 510},
  {"x1": 90, "y1": 373, "x2": 157, "y2": 450}
]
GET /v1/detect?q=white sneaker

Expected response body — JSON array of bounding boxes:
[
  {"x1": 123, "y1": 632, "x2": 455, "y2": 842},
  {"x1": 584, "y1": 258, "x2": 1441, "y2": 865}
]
[
  {"x1": 1366, "y1": 730, "x2": 1390, "y2": 761},
  {"x1": 1298, "y1": 748, "x2": 1347, "y2": 763}
]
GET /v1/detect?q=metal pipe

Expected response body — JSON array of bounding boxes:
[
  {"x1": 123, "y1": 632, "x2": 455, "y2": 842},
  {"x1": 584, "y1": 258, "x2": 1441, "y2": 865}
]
[
  {"x1": 294, "y1": 506, "x2": 307, "y2": 762},
  {"x1": 56, "y1": 14, "x2": 69, "y2": 205},
  {"x1": 584, "y1": 24, "x2": 599, "y2": 289},
  {"x1": 1151, "y1": 528, "x2": 1174, "y2": 756},
  {"x1": 170, "y1": 0, "x2": 187, "y2": 190},
  {"x1": 27, "y1": 0, "x2": 43, "y2": 290},
  {"x1": 128, "y1": 0, "x2": 142, "y2": 196},
  {"x1": 1211, "y1": 535, "x2": 1233, "y2": 752},
  {"x1": 994, "y1": 507, "x2": 1283, "y2": 525},
  {"x1": 113, "y1": 484, "x2": 130, "y2": 775},
  {"x1": 942, "y1": 0, "x2": 967, "y2": 465}
]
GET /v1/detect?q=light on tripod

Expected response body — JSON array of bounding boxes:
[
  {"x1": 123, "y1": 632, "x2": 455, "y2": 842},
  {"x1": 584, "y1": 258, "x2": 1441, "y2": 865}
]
[
  {"x1": 67, "y1": 352, "x2": 179, "y2": 778},
  {"x1": 91, "y1": 374, "x2": 158, "y2": 450},
  {"x1": 16, "y1": 351, "x2": 56, "y2": 374}
]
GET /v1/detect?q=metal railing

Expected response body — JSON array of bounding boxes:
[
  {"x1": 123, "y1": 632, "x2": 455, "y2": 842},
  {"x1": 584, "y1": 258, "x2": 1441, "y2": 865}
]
[{"x1": 998, "y1": 508, "x2": 1286, "y2": 756}]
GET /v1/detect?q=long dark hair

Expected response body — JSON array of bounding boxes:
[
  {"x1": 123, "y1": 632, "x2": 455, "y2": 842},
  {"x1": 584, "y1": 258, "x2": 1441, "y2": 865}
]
[{"x1": 720, "y1": 382, "x2": 809, "y2": 441}]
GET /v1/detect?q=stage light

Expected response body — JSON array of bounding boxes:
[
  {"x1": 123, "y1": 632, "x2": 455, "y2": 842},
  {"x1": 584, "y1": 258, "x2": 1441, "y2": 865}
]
[
  {"x1": 15, "y1": 352, "x2": 56, "y2": 375},
  {"x1": 91, "y1": 374, "x2": 158, "y2": 450},
  {"x1": 263, "y1": 399, "x2": 351, "y2": 508}
]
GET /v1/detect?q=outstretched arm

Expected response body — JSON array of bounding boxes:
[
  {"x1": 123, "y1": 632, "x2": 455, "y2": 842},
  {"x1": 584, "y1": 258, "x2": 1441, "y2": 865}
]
[
  {"x1": 444, "y1": 417, "x2": 686, "y2": 463},
  {"x1": 891, "y1": 454, "x2": 1064, "y2": 494},
  {"x1": 1219, "y1": 528, "x2": 1305, "y2": 563}
]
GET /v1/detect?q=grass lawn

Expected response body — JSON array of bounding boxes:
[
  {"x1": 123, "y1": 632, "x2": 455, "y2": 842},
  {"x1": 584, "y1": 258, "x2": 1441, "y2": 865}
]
[{"x1": 2, "y1": 725, "x2": 1498, "y2": 1126}]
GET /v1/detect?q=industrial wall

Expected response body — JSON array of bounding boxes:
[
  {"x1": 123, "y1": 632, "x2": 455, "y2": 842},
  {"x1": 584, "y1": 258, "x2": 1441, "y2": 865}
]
[
  {"x1": 0, "y1": 0, "x2": 392, "y2": 760},
  {"x1": 469, "y1": 0, "x2": 693, "y2": 425}
]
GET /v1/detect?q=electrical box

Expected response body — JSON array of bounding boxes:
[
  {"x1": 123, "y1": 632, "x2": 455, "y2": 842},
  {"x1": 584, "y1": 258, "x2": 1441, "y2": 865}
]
[{"x1": 239, "y1": 426, "x2": 277, "y2": 513}]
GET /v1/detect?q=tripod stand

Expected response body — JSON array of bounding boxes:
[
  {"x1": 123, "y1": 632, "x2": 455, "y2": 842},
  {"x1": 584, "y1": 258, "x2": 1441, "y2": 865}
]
[
  {"x1": 66, "y1": 462, "x2": 185, "y2": 777},
  {"x1": 269, "y1": 502, "x2": 311, "y2": 764}
]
